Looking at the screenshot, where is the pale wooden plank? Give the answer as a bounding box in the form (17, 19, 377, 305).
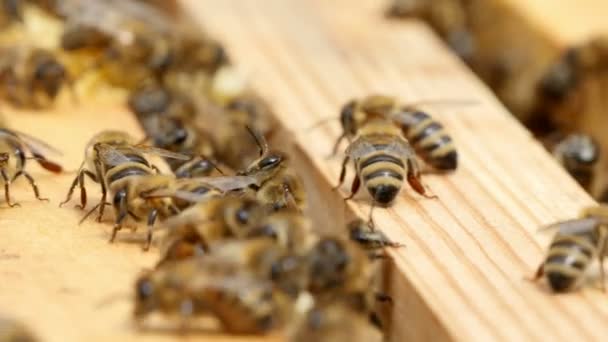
(182, 0, 607, 341)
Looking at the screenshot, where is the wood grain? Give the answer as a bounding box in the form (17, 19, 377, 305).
(0, 1, 605, 341)
(182, 0, 607, 341)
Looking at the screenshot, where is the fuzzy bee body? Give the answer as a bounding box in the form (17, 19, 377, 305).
(0, 128, 62, 207)
(337, 118, 428, 207)
(395, 109, 458, 170)
(535, 206, 608, 292)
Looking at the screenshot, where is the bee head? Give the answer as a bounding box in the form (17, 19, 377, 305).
(224, 197, 264, 237)
(307, 238, 350, 293)
(33, 56, 67, 98)
(133, 274, 157, 318)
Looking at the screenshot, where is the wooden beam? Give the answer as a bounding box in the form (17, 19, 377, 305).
(387, 0, 608, 198)
(182, 0, 607, 340)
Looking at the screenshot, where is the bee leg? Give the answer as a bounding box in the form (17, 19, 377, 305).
(151, 165, 161, 174)
(1, 169, 19, 208)
(143, 209, 159, 252)
(369, 312, 384, 330)
(530, 264, 544, 282)
(13, 170, 48, 202)
(60, 172, 80, 207)
(333, 156, 350, 190)
(94, 160, 107, 222)
(407, 159, 437, 199)
(110, 190, 128, 243)
(344, 175, 361, 202)
(327, 133, 346, 158)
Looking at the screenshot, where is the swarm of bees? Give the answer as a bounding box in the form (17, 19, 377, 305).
(0, 1, 405, 340)
(1, 1, 604, 341)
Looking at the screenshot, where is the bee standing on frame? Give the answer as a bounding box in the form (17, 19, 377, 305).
(0, 128, 62, 207)
(533, 205, 608, 292)
(334, 116, 434, 224)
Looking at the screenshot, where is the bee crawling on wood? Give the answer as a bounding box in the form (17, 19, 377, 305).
(347, 219, 404, 257)
(0, 46, 74, 109)
(0, 128, 62, 207)
(134, 241, 298, 334)
(551, 133, 599, 191)
(533, 205, 608, 292)
(238, 127, 307, 212)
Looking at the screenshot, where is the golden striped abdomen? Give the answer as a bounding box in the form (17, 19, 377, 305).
(542, 234, 596, 292)
(403, 111, 457, 170)
(358, 151, 405, 205)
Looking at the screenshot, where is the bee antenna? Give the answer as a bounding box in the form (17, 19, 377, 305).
(245, 125, 268, 156)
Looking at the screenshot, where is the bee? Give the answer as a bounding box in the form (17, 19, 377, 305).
(128, 84, 218, 176)
(61, 130, 136, 209)
(551, 134, 599, 191)
(288, 301, 382, 342)
(237, 127, 306, 211)
(86, 144, 188, 250)
(347, 219, 403, 256)
(0, 128, 62, 207)
(306, 236, 390, 329)
(134, 254, 287, 334)
(0, 46, 73, 109)
(339, 95, 458, 171)
(533, 205, 608, 292)
(158, 195, 267, 264)
(0, 315, 38, 342)
(334, 117, 434, 222)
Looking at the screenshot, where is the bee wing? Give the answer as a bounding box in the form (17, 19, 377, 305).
(192, 175, 260, 193)
(141, 187, 218, 203)
(345, 139, 377, 159)
(96, 144, 133, 166)
(390, 110, 419, 127)
(125, 145, 190, 161)
(539, 217, 599, 235)
(0, 129, 62, 156)
(57, 0, 173, 39)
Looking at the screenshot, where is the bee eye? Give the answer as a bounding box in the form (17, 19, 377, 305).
(136, 279, 153, 301)
(259, 155, 282, 170)
(235, 208, 250, 224)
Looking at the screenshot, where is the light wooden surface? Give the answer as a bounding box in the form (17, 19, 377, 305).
(0, 1, 606, 341)
(0, 103, 275, 342)
(182, 0, 607, 341)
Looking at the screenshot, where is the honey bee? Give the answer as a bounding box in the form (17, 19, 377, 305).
(128, 84, 218, 176)
(158, 195, 267, 264)
(0, 128, 62, 207)
(551, 134, 599, 191)
(87, 144, 188, 249)
(533, 205, 608, 292)
(306, 236, 390, 329)
(61, 130, 136, 210)
(338, 95, 458, 171)
(0, 46, 73, 108)
(134, 253, 289, 334)
(288, 301, 382, 342)
(347, 219, 403, 255)
(237, 127, 306, 211)
(334, 117, 433, 221)
(0, 315, 38, 342)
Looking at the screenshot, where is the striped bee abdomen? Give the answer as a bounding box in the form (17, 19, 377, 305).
(542, 235, 595, 292)
(402, 111, 457, 170)
(358, 153, 405, 205)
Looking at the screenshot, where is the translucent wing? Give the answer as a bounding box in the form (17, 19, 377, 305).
(346, 136, 414, 159)
(96, 144, 133, 166)
(130, 145, 190, 161)
(0, 128, 62, 156)
(192, 175, 260, 193)
(540, 217, 599, 235)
